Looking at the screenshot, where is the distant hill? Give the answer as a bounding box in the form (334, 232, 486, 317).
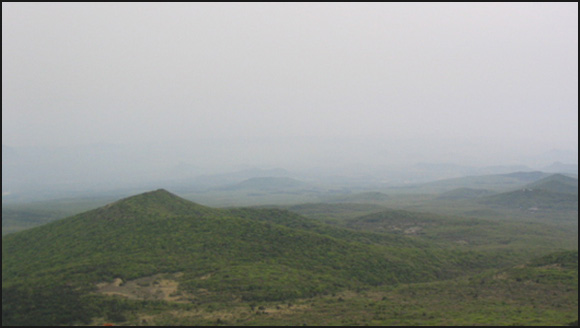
(480, 188, 578, 210)
(345, 209, 446, 233)
(286, 203, 386, 221)
(437, 188, 495, 200)
(524, 174, 578, 195)
(3, 189, 493, 326)
(477, 174, 578, 210)
(390, 171, 551, 194)
(191, 168, 293, 188)
(499, 171, 549, 181)
(324, 191, 389, 203)
(220, 177, 312, 191)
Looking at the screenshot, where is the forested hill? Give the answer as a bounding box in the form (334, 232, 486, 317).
(2, 189, 482, 289)
(2, 189, 502, 326)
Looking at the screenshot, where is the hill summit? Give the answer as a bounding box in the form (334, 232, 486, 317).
(524, 174, 578, 195)
(94, 188, 215, 221)
(480, 174, 578, 210)
(5, 189, 491, 326)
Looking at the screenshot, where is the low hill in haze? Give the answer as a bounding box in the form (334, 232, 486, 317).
(323, 191, 389, 203)
(390, 171, 550, 194)
(436, 188, 495, 200)
(480, 188, 578, 210)
(524, 174, 578, 195)
(219, 177, 313, 192)
(478, 174, 579, 210)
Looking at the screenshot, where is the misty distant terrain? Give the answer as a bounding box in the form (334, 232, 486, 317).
(2, 142, 577, 203)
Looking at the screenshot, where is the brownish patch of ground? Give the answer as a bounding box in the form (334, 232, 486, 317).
(95, 273, 194, 302)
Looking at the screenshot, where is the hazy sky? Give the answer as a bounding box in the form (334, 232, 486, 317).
(2, 3, 578, 163)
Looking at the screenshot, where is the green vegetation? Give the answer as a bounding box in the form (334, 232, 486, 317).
(2, 183, 577, 326)
(341, 208, 578, 254)
(284, 202, 386, 225)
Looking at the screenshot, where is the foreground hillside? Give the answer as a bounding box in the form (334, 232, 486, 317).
(3, 189, 577, 326)
(2, 189, 521, 326)
(132, 250, 577, 326)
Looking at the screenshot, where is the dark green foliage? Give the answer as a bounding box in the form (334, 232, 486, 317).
(2, 285, 93, 326)
(3, 189, 577, 326)
(3, 189, 488, 325)
(227, 207, 429, 247)
(529, 250, 578, 270)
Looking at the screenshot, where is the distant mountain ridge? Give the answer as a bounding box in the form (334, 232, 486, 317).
(324, 191, 389, 203)
(524, 174, 578, 195)
(479, 175, 578, 210)
(392, 171, 551, 193)
(219, 177, 312, 191)
(437, 188, 495, 200)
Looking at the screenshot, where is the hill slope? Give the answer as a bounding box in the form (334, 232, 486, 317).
(394, 171, 550, 193)
(3, 189, 497, 326)
(524, 174, 578, 195)
(436, 188, 495, 200)
(480, 188, 578, 210)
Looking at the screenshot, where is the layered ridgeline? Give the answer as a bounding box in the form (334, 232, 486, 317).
(3, 189, 506, 325)
(480, 174, 578, 210)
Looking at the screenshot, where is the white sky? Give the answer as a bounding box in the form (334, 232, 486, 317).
(2, 3, 578, 162)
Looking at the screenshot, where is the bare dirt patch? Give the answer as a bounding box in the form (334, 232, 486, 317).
(96, 273, 194, 302)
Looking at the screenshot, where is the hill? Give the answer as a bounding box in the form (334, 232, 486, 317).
(2, 189, 497, 326)
(389, 171, 550, 194)
(323, 191, 389, 203)
(220, 177, 313, 192)
(480, 188, 578, 210)
(341, 208, 577, 253)
(284, 203, 386, 224)
(524, 174, 578, 195)
(436, 188, 495, 200)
